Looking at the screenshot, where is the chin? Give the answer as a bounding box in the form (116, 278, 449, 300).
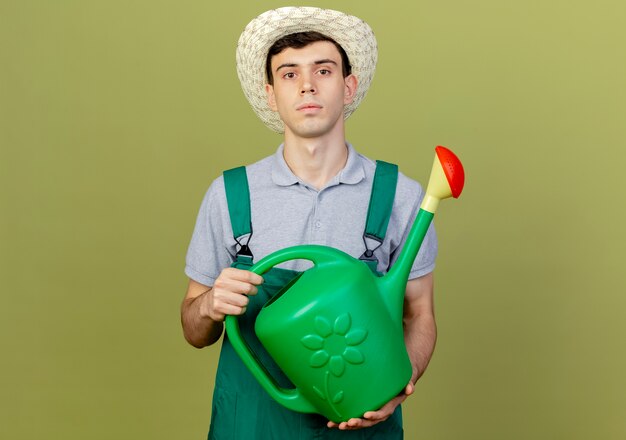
(287, 119, 341, 139)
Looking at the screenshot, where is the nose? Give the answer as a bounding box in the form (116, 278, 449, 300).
(300, 75, 316, 95)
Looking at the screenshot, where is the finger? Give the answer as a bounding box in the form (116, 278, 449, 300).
(340, 418, 378, 430)
(218, 303, 248, 316)
(337, 418, 362, 430)
(347, 418, 363, 428)
(366, 399, 403, 423)
(214, 278, 259, 296)
(224, 268, 264, 285)
(363, 407, 392, 421)
(337, 421, 351, 430)
(211, 290, 250, 308)
(363, 410, 381, 420)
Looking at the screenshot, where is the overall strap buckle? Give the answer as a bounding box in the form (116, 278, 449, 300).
(223, 166, 255, 264)
(359, 160, 398, 270)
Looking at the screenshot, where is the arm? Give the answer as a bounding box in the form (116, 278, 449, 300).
(180, 269, 264, 348)
(402, 271, 437, 384)
(328, 272, 436, 430)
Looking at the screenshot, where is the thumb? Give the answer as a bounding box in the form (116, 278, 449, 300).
(405, 382, 415, 396)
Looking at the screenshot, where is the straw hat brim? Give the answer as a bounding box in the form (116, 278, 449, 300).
(236, 7, 378, 133)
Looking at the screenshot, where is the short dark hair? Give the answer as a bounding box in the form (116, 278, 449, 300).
(265, 31, 352, 85)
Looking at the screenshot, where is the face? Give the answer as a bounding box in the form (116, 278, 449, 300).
(265, 41, 358, 139)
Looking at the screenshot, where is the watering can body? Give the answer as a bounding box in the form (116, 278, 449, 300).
(225, 244, 413, 421)
(252, 246, 412, 421)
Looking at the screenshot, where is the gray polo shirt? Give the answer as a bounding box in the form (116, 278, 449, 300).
(185, 143, 437, 287)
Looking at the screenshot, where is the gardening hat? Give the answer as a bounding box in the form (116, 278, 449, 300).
(236, 6, 378, 133)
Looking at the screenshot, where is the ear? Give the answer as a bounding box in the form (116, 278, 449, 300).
(265, 83, 278, 111)
(343, 74, 358, 105)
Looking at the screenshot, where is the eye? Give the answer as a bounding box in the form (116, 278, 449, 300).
(283, 72, 296, 79)
(318, 69, 331, 75)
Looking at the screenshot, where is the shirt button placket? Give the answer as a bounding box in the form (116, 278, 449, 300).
(312, 193, 323, 242)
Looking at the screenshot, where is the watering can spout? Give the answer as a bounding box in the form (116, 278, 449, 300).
(382, 146, 465, 303)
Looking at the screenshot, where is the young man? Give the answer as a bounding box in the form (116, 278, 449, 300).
(181, 7, 438, 439)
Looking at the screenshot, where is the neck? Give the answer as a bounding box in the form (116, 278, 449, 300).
(282, 128, 348, 190)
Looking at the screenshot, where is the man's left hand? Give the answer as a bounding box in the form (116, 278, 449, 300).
(326, 381, 415, 430)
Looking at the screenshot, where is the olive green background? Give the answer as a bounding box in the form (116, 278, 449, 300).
(1, 0, 625, 439)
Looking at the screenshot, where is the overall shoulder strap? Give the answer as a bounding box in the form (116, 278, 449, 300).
(360, 160, 398, 272)
(223, 166, 253, 265)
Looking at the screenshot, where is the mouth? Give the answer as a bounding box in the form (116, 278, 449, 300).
(297, 103, 322, 112)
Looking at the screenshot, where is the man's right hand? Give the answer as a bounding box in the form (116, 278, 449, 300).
(198, 268, 264, 322)
(181, 269, 264, 348)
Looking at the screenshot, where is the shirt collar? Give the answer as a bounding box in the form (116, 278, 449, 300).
(271, 142, 365, 187)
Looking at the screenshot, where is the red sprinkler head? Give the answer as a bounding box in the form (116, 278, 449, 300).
(435, 146, 465, 198)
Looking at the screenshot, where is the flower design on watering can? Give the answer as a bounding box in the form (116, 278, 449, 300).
(300, 313, 368, 419)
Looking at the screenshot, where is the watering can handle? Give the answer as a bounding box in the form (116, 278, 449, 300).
(224, 314, 317, 414)
(224, 245, 345, 415)
(248, 244, 350, 275)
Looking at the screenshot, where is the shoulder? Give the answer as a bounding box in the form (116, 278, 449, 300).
(396, 170, 424, 204)
(211, 153, 274, 194)
(358, 150, 424, 202)
(196, 174, 227, 214)
(352, 148, 422, 190)
(244, 153, 274, 173)
(353, 150, 424, 206)
(240, 154, 275, 189)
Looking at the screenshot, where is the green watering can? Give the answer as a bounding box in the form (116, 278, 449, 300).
(225, 146, 465, 422)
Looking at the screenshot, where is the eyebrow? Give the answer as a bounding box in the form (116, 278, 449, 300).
(275, 59, 338, 73)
